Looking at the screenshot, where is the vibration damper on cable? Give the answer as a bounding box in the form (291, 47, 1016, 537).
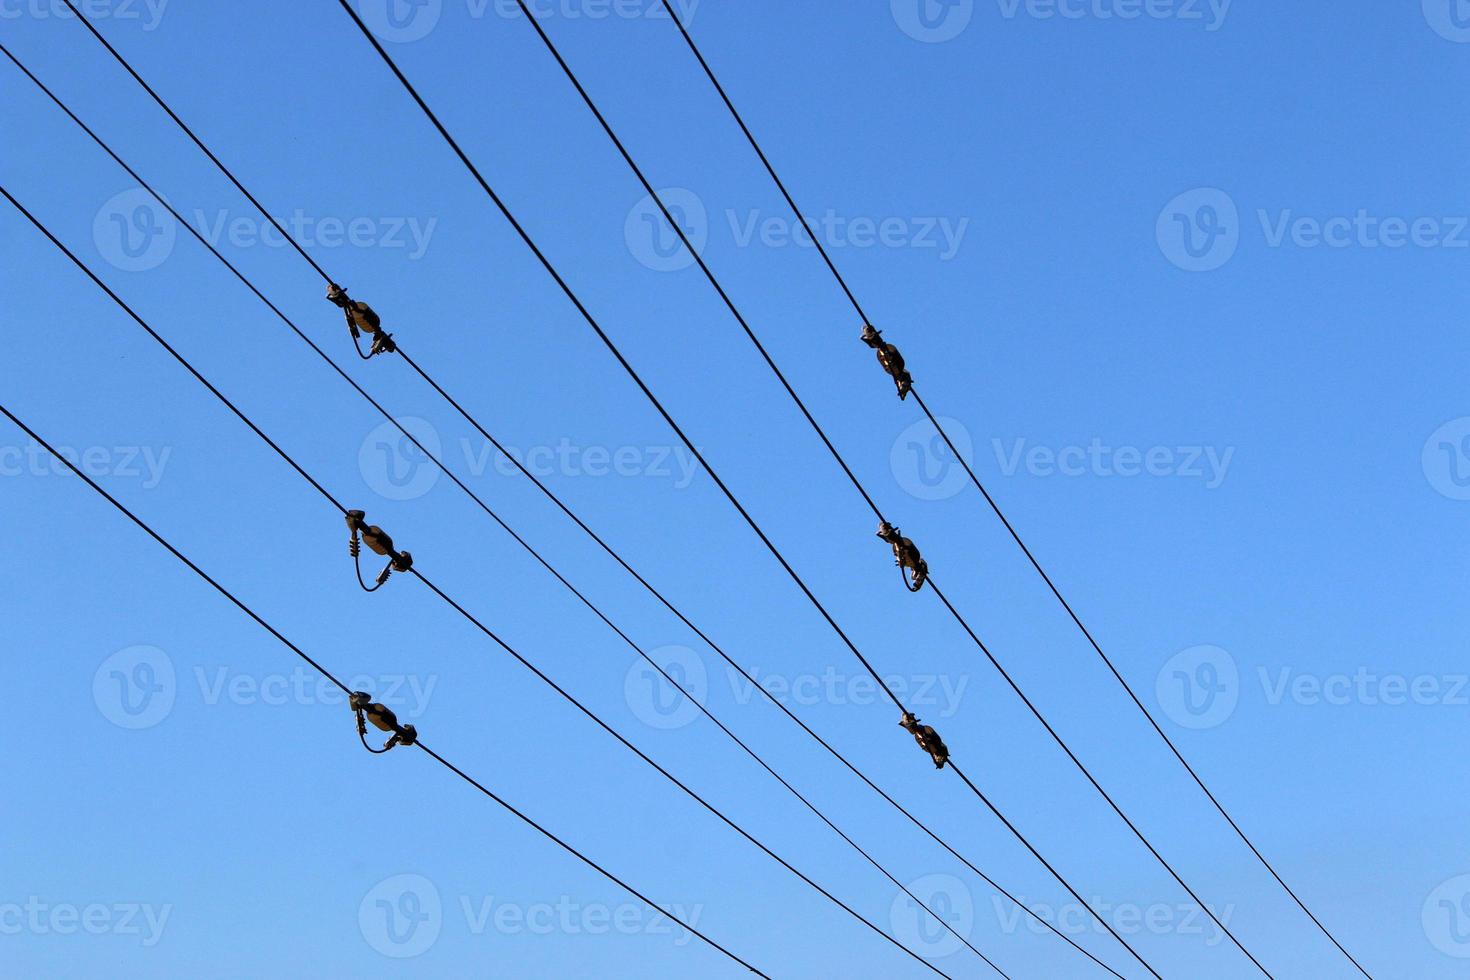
(351, 692, 418, 753)
(346, 509, 413, 591)
(876, 521, 928, 593)
(327, 283, 396, 358)
(860, 325, 912, 400)
(899, 712, 949, 770)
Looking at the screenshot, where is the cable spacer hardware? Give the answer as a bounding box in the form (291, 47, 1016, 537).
(327, 283, 396, 359)
(346, 509, 414, 592)
(351, 691, 418, 753)
(899, 711, 949, 770)
(860, 324, 912, 400)
(876, 521, 928, 593)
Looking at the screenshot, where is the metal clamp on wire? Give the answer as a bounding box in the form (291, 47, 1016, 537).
(327, 283, 396, 359)
(351, 692, 418, 753)
(860, 325, 912, 400)
(899, 711, 949, 769)
(876, 521, 928, 593)
(346, 509, 414, 592)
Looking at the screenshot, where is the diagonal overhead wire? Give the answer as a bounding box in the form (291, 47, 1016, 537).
(653, 4, 1374, 978)
(11, 32, 1129, 978)
(46, 10, 1162, 973)
(0, 401, 770, 979)
(1, 186, 955, 979)
(473, 6, 1268, 975)
(324, 8, 1166, 977)
(1, 45, 1001, 973)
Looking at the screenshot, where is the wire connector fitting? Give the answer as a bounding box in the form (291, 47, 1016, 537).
(327, 283, 396, 358)
(346, 509, 414, 591)
(876, 521, 928, 593)
(899, 712, 949, 769)
(860, 325, 912, 400)
(351, 691, 418, 753)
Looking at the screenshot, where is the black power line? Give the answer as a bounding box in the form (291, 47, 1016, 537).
(326, 8, 1169, 976)
(0, 401, 770, 980)
(13, 32, 1127, 978)
(2, 46, 1002, 974)
(655, 5, 1373, 978)
(464, 6, 1266, 976)
(44, 11, 1161, 973)
(2, 187, 954, 978)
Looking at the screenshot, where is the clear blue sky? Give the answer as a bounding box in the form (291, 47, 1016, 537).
(3, 1, 1467, 977)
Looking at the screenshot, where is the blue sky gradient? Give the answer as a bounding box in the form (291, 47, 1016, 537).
(3, 1, 1468, 977)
